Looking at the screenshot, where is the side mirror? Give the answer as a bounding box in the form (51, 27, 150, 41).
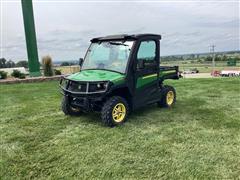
(79, 58, 84, 67)
(137, 60, 144, 69)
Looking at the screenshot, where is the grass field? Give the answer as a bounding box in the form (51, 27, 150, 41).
(162, 61, 240, 73)
(0, 78, 240, 179)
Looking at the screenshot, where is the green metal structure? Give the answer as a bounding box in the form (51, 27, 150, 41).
(21, 0, 41, 77)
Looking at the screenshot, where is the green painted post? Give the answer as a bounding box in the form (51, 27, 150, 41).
(21, 0, 41, 77)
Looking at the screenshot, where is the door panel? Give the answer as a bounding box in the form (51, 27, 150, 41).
(133, 40, 159, 108)
(136, 73, 157, 89)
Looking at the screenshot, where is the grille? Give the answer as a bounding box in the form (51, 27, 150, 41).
(89, 83, 97, 92)
(68, 81, 87, 92)
(67, 80, 108, 94)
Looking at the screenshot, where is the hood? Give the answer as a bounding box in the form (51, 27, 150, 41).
(67, 69, 125, 83)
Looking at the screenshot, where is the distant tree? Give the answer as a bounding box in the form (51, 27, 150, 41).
(190, 54, 195, 59)
(234, 55, 240, 61)
(205, 56, 212, 62)
(5, 60, 15, 68)
(16, 60, 28, 68)
(221, 55, 228, 61)
(215, 55, 221, 61)
(0, 58, 16, 68)
(0, 58, 7, 68)
(60, 62, 73, 66)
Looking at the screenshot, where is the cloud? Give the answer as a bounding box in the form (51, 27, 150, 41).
(195, 18, 240, 28)
(2, 1, 239, 61)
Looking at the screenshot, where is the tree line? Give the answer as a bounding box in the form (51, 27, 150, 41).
(161, 54, 240, 62)
(204, 55, 240, 62)
(0, 58, 28, 69)
(0, 58, 79, 69)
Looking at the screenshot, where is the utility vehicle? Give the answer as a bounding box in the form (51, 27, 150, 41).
(59, 34, 179, 126)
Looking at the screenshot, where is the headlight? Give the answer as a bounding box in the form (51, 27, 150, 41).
(96, 83, 102, 88)
(89, 82, 108, 92)
(68, 81, 87, 92)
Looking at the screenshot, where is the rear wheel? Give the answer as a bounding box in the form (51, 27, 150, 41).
(61, 96, 82, 116)
(158, 85, 176, 108)
(101, 96, 129, 127)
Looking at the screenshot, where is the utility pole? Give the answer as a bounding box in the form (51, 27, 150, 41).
(21, 0, 41, 77)
(209, 45, 216, 75)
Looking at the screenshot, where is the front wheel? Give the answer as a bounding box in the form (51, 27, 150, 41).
(61, 96, 82, 116)
(158, 85, 176, 108)
(101, 96, 129, 127)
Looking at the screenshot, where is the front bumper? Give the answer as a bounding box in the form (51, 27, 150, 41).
(59, 77, 109, 111)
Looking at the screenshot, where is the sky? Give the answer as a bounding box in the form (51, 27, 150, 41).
(1, 0, 239, 62)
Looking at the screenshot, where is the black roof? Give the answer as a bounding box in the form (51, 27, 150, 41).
(91, 34, 161, 42)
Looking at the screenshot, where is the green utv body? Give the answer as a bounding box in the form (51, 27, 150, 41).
(60, 34, 179, 127)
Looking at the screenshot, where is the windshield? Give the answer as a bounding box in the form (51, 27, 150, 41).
(82, 41, 134, 73)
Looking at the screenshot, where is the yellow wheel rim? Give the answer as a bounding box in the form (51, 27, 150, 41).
(112, 103, 126, 122)
(166, 91, 174, 105)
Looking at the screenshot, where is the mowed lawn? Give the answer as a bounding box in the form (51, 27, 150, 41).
(0, 78, 240, 179)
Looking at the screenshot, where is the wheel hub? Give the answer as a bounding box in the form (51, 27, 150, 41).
(166, 91, 174, 105)
(112, 103, 126, 122)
